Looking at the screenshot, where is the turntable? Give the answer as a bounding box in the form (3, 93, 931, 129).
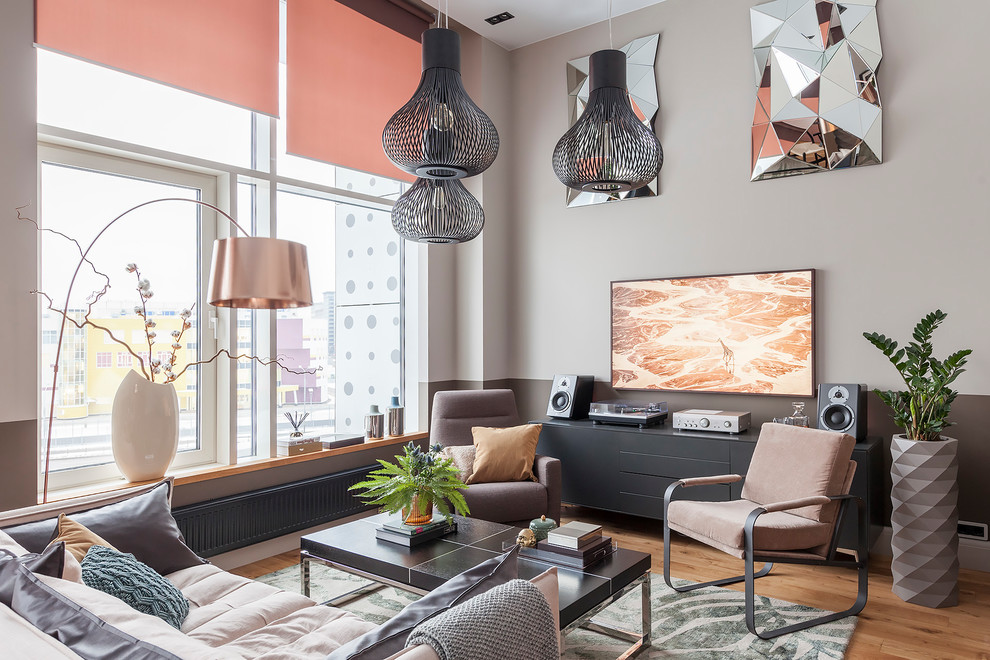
(588, 400, 668, 428)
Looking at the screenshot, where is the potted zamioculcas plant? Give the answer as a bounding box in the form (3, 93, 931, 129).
(864, 309, 972, 608)
(350, 442, 469, 525)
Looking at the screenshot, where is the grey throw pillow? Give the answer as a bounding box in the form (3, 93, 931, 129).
(3, 481, 204, 576)
(327, 546, 520, 660)
(81, 545, 190, 630)
(0, 543, 65, 580)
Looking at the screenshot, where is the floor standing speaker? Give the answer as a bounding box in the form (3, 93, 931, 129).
(817, 383, 868, 441)
(546, 375, 595, 419)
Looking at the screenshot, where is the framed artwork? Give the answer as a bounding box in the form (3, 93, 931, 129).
(611, 269, 815, 395)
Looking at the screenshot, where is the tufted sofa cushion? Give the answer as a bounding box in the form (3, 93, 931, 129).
(168, 562, 376, 657)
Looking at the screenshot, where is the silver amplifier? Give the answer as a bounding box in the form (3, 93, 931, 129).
(672, 409, 751, 433)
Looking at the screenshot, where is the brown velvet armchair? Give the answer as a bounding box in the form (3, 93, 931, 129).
(662, 423, 868, 639)
(430, 389, 561, 527)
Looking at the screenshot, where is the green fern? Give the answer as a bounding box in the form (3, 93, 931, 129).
(863, 310, 972, 441)
(349, 442, 470, 521)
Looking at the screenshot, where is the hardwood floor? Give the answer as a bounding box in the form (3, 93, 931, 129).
(232, 506, 990, 659)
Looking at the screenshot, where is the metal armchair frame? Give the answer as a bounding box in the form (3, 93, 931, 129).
(662, 476, 869, 639)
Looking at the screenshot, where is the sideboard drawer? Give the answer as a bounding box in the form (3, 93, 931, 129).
(619, 434, 730, 462)
(619, 451, 729, 479)
(620, 472, 730, 501)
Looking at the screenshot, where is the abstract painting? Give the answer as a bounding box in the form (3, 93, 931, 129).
(611, 270, 815, 395)
(751, 0, 882, 181)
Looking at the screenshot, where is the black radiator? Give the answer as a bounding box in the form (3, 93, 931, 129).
(172, 465, 376, 557)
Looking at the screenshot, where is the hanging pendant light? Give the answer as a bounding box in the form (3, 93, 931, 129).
(391, 177, 484, 244)
(383, 29, 499, 180)
(384, 1, 498, 244)
(552, 3, 662, 193)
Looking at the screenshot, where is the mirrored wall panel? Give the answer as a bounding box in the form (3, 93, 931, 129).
(565, 34, 660, 207)
(751, 0, 882, 181)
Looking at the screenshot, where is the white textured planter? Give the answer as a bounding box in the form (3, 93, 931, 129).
(890, 434, 959, 608)
(111, 370, 179, 482)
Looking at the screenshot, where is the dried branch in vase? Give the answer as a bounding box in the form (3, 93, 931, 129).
(23, 210, 319, 384)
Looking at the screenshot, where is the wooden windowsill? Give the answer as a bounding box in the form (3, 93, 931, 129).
(48, 432, 428, 502)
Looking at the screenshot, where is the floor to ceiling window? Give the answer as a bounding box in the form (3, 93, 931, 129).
(36, 4, 413, 489)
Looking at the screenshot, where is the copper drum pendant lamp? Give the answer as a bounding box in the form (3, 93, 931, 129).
(552, 2, 663, 193)
(382, 2, 498, 244)
(209, 236, 312, 308)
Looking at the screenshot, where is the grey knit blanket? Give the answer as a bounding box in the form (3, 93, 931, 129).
(405, 578, 558, 660)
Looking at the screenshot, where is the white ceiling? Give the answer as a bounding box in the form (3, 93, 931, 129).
(419, 1, 668, 51)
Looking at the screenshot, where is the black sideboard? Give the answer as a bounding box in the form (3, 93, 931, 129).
(532, 418, 883, 552)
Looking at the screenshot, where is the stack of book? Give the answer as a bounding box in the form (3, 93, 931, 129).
(375, 518, 457, 547)
(519, 521, 613, 569)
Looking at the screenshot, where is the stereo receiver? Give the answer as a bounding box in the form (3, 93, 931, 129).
(672, 409, 751, 434)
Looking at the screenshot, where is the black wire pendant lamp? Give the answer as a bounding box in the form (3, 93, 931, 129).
(383, 29, 499, 180)
(552, 2, 662, 193)
(383, 2, 498, 244)
(390, 178, 484, 244)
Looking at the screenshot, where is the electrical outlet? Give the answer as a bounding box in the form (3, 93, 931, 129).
(958, 521, 989, 541)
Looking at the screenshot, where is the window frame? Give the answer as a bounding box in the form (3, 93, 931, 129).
(38, 143, 222, 490)
(37, 101, 409, 493)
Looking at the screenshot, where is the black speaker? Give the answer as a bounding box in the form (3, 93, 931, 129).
(546, 375, 595, 419)
(817, 383, 868, 440)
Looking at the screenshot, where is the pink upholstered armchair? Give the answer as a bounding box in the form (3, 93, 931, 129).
(662, 423, 868, 639)
(430, 389, 562, 527)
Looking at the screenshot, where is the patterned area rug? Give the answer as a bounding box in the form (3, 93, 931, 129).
(256, 563, 856, 658)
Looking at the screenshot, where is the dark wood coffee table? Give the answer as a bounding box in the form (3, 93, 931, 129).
(300, 513, 652, 658)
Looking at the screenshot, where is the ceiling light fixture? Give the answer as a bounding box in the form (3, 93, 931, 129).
(552, 0, 663, 193)
(485, 12, 515, 26)
(383, 0, 498, 244)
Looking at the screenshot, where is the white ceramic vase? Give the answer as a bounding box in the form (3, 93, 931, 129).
(111, 369, 179, 482)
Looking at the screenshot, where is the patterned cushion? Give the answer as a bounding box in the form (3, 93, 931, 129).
(81, 545, 189, 629)
(441, 445, 476, 482)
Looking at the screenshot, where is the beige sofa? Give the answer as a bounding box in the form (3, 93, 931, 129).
(0, 480, 558, 660)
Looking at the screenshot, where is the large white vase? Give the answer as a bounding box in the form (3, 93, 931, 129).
(111, 370, 179, 482)
(889, 434, 959, 608)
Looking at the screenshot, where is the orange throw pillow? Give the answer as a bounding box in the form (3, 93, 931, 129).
(467, 424, 542, 484)
(51, 513, 117, 564)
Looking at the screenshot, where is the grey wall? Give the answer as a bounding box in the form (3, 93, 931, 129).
(495, 0, 990, 531)
(506, 0, 989, 393)
(0, 0, 38, 510)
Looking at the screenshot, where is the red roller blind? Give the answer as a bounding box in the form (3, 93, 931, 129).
(287, 0, 423, 181)
(36, 0, 279, 117)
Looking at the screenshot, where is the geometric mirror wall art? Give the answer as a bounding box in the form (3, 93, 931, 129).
(565, 34, 660, 206)
(751, 0, 882, 181)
